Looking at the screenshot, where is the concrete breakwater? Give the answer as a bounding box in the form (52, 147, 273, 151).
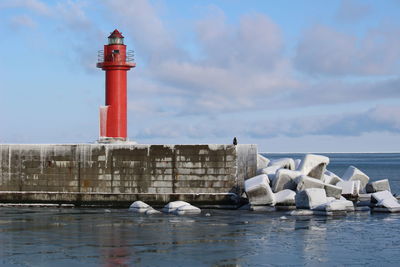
(0, 144, 257, 207)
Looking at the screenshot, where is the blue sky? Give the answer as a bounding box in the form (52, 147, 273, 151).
(0, 0, 399, 152)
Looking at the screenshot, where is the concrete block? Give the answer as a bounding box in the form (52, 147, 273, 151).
(256, 165, 281, 182)
(295, 175, 325, 191)
(257, 154, 270, 169)
(366, 179, 391, 193)
(336, 180, 360, 197)
(342, 166, 370, 190)
(275, 189, 296, 206)
(298, 154, 329, 180)
(324, 183, 342, 199)
(272, 169, 301, 192)
(371, 190, 400, 212)
(244, 174, 275, 206)
(314, 199, 354, 212)
(324, 170, 343, 185)
(294, 159, 301, 170)
(295, 188, 327, 209)
(268, 158, 295, 170)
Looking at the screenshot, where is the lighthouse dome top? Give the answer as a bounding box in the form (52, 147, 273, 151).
(108, 29, 124, 45)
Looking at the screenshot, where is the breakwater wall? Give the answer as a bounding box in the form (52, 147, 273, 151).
(0, 144, 257, 207)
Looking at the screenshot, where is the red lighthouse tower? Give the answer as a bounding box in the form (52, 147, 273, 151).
(97, 29, 135, 141)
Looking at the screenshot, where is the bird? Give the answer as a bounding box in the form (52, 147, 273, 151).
(233, 137, 238, 145)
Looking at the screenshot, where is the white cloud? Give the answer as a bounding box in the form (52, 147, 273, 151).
(294, 24, 400, 76)
(10, 14, 36, 28)
(336, 0, 372, 23)
(0, 0, 50, 15)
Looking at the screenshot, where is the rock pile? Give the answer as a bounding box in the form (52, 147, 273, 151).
(244, 153, 399, 214)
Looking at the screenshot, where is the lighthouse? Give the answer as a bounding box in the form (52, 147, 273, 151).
(97, 29, 135, 142)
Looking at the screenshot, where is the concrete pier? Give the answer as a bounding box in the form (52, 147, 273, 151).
(0, 144, 257, 207)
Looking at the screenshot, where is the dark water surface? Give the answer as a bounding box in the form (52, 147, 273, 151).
(1, 153, 400, 266)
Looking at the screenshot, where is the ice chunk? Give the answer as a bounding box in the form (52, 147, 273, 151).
(268, 158, 295, 170)
(162, 201, 191, 213)
(275, 189, 296, 206)
(295, 175, 325, 191)
(174, 204, 201, 215)
(324, 170, 343, 185)
(245, 174, 270, 190)
(298, 154, 329, 180)
(288, 209, 314, 216)
(257, 154, 270, 169)
(324, 183, 342, 199)
(336, 180, 360, 197)
(314, 199, 354, 212)
(145, 208, 162, 215)
(256, 165, 281, 182)
(295, 188, 327, 209)
(366, 179, 391, 193)
(272, 169, 301, 192)
(245, 174, 275, 205)
(129, 201, 151, 213)
(342, 166, 370, 190)
(371, 190, 400, 213)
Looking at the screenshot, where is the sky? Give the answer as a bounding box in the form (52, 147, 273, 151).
(0, 0, 399, 152)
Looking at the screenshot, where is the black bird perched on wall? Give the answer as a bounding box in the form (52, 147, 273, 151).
(233, 137, 238, 145)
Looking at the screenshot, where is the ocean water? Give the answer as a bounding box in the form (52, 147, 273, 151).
(0, 153, 399, 266)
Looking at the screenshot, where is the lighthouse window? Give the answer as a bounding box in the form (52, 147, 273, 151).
(112, 50, 120, 54)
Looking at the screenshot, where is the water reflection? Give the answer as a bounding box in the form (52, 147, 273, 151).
(1, 208, 400, 266)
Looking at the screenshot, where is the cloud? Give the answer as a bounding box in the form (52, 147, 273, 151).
(336, 0, 372, 23)
(294, 24, 400, 76)
(0, 0, 50, 15)
(10, 14, 36, 29)
(103, 0, 182, 62)
(134, 105, 400, 141)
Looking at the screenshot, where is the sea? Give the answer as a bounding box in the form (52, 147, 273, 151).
(0, 153, 399, 266)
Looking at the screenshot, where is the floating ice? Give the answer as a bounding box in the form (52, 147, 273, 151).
(162, 201, 192, 213)
(174, 204, 201, 215)
(129, 201, 151, 213)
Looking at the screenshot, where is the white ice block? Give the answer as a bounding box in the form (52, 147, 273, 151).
(245, 174, 275, 205)
(295, 188, 327, 209)
(298, 154, 329, 180)
(268, 158, 295, 170)
(342, 166, 370, 190)
(272, 169, 301, 192)
(257, 154, 270, 170)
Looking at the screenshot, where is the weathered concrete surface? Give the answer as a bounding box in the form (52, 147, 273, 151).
(0, 144, 257, 207)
